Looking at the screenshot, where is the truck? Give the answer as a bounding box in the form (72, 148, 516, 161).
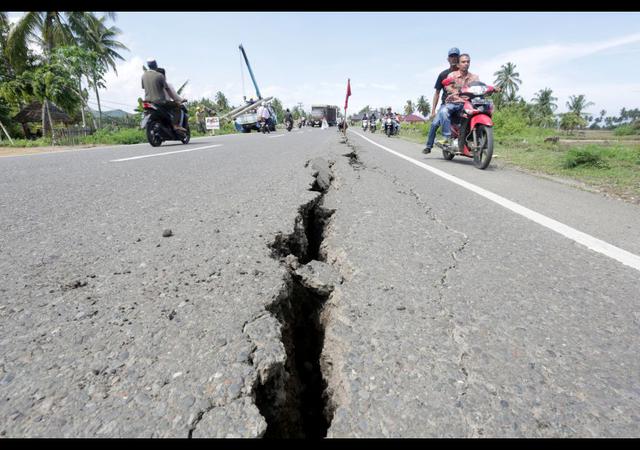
(309, 105, 338, 127)
(229, 44, 277, 133)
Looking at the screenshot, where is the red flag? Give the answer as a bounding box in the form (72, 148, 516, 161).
(344, 78, 352, 110)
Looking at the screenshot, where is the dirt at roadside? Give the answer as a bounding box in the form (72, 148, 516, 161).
(0, 144, 106, 158)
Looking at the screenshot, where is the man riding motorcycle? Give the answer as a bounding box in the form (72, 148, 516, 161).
(384, 107, 400, 135)
(437, 53, 479, 149)
(141, 59, 186, 133)
(284, 109, 294, 131)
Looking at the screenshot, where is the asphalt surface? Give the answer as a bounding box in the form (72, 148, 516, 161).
(1, 126, 639, 437)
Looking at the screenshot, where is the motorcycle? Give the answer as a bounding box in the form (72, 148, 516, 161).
(259, 117, 271, 134)
(141, 100, 190, 147)
(434, 80, 496, 169)
(285, 119, 293, 132)
(384, 117, 398, 137)
(362, 119, 369, 132)
(369, 118, 377, 133)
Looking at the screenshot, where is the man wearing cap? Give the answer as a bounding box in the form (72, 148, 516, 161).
(422, 47, 460, 154)
(141, 59, 166, 104)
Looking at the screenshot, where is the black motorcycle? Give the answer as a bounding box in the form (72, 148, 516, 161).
(141, 100, 190, 147)
(285, 119, 293, 132)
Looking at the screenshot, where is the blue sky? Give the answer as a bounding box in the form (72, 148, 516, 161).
(8, 12, 640, 117)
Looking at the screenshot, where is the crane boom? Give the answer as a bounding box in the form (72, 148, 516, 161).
(239, 44, 262, 100)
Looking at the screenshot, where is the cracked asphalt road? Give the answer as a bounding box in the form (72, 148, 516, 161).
(1, 127, 639, 437)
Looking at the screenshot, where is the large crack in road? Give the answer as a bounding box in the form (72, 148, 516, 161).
(250, 159, 337, 438)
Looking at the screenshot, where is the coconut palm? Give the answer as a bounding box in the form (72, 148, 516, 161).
(404, 100, 415, 116)
(6, 12, 78, 68)
(566, 94, 594, 118)
(493, 62, 522, 105)
(5, 12, 106, 131)
(532, 88, 557, 116)
(416, 95, 430, 117)
(80, 14, 128, 128)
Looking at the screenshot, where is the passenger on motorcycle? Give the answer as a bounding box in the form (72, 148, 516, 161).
(156, 68, 187, 132)
(257, 104, 271, 133)
(437, 53, 479, 148)
(423, 47, 460, 154)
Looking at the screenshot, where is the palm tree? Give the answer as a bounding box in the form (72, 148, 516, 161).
(416, 95, 430, 117)
(6, 12, 78, 69)
(493, 62, 522, 105)
(566, 94, 594, 118)
(532, 88, 557, 115)
(80, 14, 128, 128)
(404, 100, 415, 116)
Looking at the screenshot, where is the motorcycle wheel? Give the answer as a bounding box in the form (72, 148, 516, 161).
(473, 125, 494, 169)
(146, 122, 163, 147)
(181, 126, 191, 144)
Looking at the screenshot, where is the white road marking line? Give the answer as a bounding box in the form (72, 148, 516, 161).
(110, 144, 223, 162)
(349, 130, 640, 273)
(268, 134, 285, 138)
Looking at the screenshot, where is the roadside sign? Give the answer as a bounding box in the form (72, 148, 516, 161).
(205, 117, 220, 130)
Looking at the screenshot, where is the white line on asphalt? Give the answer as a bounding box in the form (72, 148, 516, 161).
(268, 134, 285, 138)
(110, 144, 223, 162)
(349, 130, 640, 273)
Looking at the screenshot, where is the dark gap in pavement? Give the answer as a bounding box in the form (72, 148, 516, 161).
(259, 167, 335, 438)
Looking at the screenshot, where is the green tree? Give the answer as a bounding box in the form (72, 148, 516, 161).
(560, 112, 587, 134)
(531, 88, 557, 127)
(566, 94, 594, 118)
(52, 45, 100, 128)
(416, 95, 430, 117)
(215, 91, 230, 112)
(80, 14, 128, 128)
(493, 62, 522, 106)
(270, 97, 284, 123)
(404, 100, 415, 115)
(0, 57, 78, 138)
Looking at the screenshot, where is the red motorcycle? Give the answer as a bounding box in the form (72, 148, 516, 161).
(435, 80, 496, 169)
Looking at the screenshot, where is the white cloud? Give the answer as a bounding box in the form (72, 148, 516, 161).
(89, 56, 146, 112)
(414, 32, 640, 115)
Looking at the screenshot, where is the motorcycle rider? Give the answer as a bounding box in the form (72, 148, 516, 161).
(257, 103, 271, 133)
(141, 59, 168, 113)
(384, 108, 400, 135)
(284, 108, 294, 129)
(362, 112, 369, 130)
(141, 60, 186, 133)
(423, 47, 460, 154)
(437, 53, 479, 148)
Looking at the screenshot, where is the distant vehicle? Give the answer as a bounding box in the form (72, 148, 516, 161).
(310, 105, 338, 127)
(231, 44, 277, 133)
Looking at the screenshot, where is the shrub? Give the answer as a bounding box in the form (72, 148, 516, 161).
(562, 147, 610, 169)
(493, 105, 528, 137)
(613, 124, 640, 136)
(4, 137, 52, 147)
(83, 128, 146, 145)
